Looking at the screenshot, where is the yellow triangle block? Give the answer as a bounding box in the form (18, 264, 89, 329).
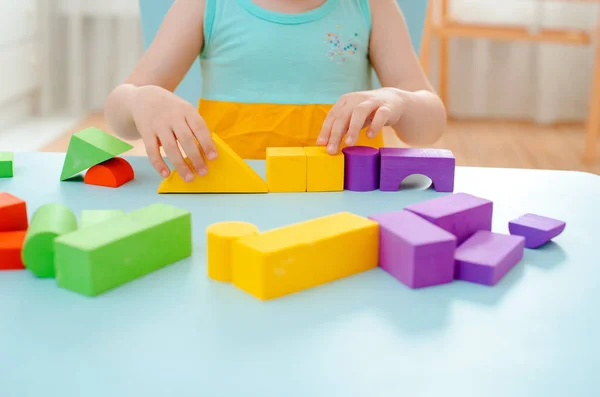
(157, 134, 268, 193)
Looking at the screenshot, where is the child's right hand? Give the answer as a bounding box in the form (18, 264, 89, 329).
(131, 85, 218, 182)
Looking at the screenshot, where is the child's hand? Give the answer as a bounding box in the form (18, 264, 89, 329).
(317, 88, 405, 154)
(131, 85, 217, 182)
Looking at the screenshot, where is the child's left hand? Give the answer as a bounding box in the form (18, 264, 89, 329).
(317, 87, 405, 154)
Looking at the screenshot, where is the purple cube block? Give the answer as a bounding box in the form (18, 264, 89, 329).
(368, 210, 457, 289)
(342, 146, 380, 192)
(405, 192, 493, 245)
(379, 148, 455, 192)
(455, 231, 525, 286)
(509, 213, 566, 248)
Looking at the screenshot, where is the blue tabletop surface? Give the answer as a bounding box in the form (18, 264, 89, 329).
(1, 152, 599, 397)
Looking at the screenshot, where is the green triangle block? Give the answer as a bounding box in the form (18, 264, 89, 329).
(60, 127, 133, 181)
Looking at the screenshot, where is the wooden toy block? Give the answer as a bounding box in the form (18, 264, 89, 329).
(80, 210, 125, 228)
(84, 157, 134, 188)
(206, 221, 259, 282)
(509, 213, 566, 249)
(0, 152, 14, 178)
(266, 147, 306, 192)
(60, 127, 133, 181)
(0, 231, 27, 270)
(368, 210, 457, 289)
(455, 231, 525, 286)
(303, 146, 344, 192)
(379, 148, 455, 192)
(342, 146, 380, 192)
(54, 203, 192, 297)
(22, 203, 78, 278)
(0, 193, 28, 232)
(158, 134, 268, 193)
(231, 212, 378, 300)
(405, 192, 493, 245)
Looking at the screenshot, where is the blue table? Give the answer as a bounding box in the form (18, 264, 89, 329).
(1, 152, 599, 397)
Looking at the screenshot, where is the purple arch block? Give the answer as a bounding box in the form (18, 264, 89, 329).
(342, 146, 380, 192)
(509, 213, 566, 248)
(379, 148, 455, 192)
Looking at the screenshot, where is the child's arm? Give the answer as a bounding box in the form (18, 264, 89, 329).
(318, 0, 446, 154)
(105, 0, 216, 181)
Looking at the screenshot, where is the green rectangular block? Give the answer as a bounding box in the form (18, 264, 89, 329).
(55, 203, 192, 296)
(80, 210, 125, 228)
(0, 152, 14, 178)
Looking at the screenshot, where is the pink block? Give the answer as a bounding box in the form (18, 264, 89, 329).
(405, 192, 493, 245)
(368, 210, 457, 289)
(379, 148, 455, 192)
(509, 213, 566, 248)
(455, 231, 525, 286)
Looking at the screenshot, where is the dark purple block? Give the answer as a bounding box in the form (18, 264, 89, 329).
(379, 148, 455, 192)
(342, 146, 380, 192)
(405, 192, 493, 245)
(368, 210, 457, 289)
(455, 231, 525, 286)
(508, 213, 566, 249)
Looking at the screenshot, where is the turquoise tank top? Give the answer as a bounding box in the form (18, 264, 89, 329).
(200, 0, 374, 104)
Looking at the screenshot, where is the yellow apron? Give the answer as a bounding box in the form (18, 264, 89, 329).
(199, 99, 385, 160)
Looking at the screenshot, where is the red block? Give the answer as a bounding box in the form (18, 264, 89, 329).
(0, 192, 28, 232)
(0, 231, 27, 270)
(84, 157, 134, 188)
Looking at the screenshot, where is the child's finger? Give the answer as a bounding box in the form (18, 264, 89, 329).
(186, 113, 218, 161)
(173, 121, 207, 176)
(143, 134, 170, 178)
(327, 111, 352, 154)
(367, 106, 392, 138)
(317, 102, 343, 145)
(345, 101, 378, 145)
(159, 130, 194, 183)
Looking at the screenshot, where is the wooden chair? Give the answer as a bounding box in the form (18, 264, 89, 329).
(420, 0, 600, 163)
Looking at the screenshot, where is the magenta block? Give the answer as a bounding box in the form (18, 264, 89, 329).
(405, 192, 493, 245)
(379, 148, 455, 192)
(368, 210, 457, 289)
(342, 146, 380, 192)
(509, 213, 566, 249)
(455, 231, 525, 286)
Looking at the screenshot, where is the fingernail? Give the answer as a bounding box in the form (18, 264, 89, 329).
(184, 173, 194, 183)
(197, 167, 208, 176)
(327, 144, 336, 153)
(160, 169, 169, 178)
(207, 151, 217, 161)
(345, 136, 354, 145)
(367, 129, 374, 138)
(317, 136, 326, 145)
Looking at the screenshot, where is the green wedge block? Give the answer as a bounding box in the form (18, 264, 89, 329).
(54, 203, 192, 297)
(60, 127, 133, 181)
(0, 152, 14, 178)
(22, 203, 78, 278)
(80, 210, 125, 228)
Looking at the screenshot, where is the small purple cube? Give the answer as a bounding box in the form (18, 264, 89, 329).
(509, 213, 566, 249)
(455, 231, 525, 286)
(368, 210, 457, 289)
(379, 148, 455, 192)
(405, 192, 493, 245)
(342, 146, 380, 192)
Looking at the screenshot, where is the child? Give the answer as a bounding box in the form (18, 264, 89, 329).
(105, 0, 446, 183)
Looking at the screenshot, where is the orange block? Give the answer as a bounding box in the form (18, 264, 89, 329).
(0, 192, 28, 232)
(84, 157, 134, 188)
(0, 231, 27, 270)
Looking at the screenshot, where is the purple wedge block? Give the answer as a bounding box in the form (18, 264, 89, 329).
(455, 231, 525, 286)
(509, 213, 566, 248)
(368, 210, 457, 289)
(379, 148, 455, 192)
(342, 146, 380, 192)
(405, 192, 493, 245)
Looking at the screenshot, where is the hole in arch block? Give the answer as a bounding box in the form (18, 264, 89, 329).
(379, 148, 455, 193)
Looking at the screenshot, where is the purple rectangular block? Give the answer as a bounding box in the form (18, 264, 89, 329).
(368, 210, 457, 289)
(379, 148, 455, 192)
(509, 213, 566, 249)
(405, 192, 493, 245)
(455, 231, 525, 286)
